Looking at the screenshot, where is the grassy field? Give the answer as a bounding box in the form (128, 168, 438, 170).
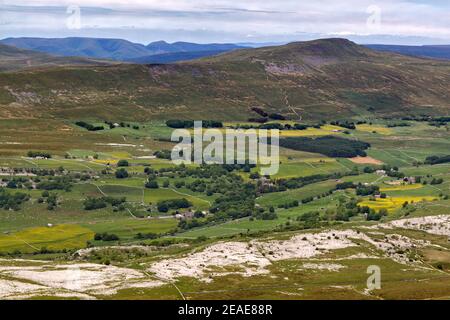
(0, 224, 94, 253)
(359, 196, 439, 212)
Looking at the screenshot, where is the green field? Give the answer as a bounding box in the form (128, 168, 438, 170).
(0, 224, 94, 253)
(0, 118, 449, 300)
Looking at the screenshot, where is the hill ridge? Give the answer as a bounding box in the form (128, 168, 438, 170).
(0, 38, 449, 121)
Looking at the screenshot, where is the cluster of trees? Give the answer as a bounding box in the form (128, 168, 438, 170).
(428, 117, 450, 127)
(251, 107, 268, 118)
(279, 136, 370, 158)
(27, 151, 51, 158)
(258, 123, 310, 131)
(1, 172, 87, 192)
(134, 232, 158, 240)
(400, 116, 449, 127)
(386, 122, 410, 128)
(156, 198, 192, 213)
(278, 200, 299, 209)
(330, 120, 356, 130)
(343, 201, 387, 221)
(0, 188, 30, 211)
(75, 121, 104, 131)
(2, 177, 32, 190)
(253, 206, 278, 220)
(153, 150, 172, 160)
(150, 165, 259, 226)
(104, 121, 140, 130)
(249, 107, 287, 122)
(155, 163, 251, 180)
(37, 176, 73, 191)
(166, 120, 223, 128)
(38, 191, 59, 210)
(233, 122, 313, 131)
(336, 182, 381, 196)
(210, 181, 256, 220)
(94, 233, 120, 241)
(365, 208, 388, 221)
(83, 196, 126, 211)
(269, 171, 358, 193)
(430, 178, 444, 185)
(15, 168, 60, 176)
(425, 155, 450, 165)
(297, 197, 388, 224)
(335, 181, 356, 190)
(356, 185, 380, 196)
(297, 211, 322, 229)
(365, 164, 405, 179)
(178, 218, 207, 230)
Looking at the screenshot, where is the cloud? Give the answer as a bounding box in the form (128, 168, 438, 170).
(0, 0, 449, 44)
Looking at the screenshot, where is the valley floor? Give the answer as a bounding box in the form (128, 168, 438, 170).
(0, 118, 449, 299)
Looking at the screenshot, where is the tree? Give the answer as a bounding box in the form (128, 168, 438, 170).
(6, 180, 17, 189)
(115, 168, 129, 179)
(144, 167, 154, 174)
(117, 160, 129, 167)
(157, 202, 169, 213)
(145, 180, 159, 189)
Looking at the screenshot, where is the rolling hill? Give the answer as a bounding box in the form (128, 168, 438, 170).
(0, 37, 152, 61)
(0, 37, 245, 62)
(0, 43, 111, 72)
(0, 38, 449, 121)
(366, 44, 450, 60)
(127, 50, 234, 64)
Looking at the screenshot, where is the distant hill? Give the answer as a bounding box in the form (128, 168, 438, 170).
(1, 38, 449, 121)
(153, 42, 245, 53)
(0, 44, 111, 72)
(127, 50, 233, 64)
(0, 37, 246, 62)
(366, 44, 450, 60)
(0, 37, 151, 61)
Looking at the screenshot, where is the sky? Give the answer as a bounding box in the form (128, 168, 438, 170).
(0, 0, 449, 45)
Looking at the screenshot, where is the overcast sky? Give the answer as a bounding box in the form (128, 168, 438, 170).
(1, 0, 449, 44)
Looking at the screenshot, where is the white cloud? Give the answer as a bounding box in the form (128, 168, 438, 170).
(1, 0, 449, 43)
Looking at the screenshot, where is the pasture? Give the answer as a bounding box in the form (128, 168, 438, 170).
(0, 224, 93, 253)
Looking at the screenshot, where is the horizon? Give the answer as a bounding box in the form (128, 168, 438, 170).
(1, 36, 449, 47)
(1, 1, 450, 46)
